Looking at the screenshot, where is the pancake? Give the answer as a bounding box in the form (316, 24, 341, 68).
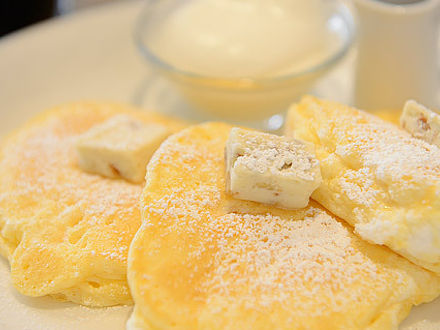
(128, 122, 440, 329)
(285, 96, 440, 274)
(0, 102, 185, 306)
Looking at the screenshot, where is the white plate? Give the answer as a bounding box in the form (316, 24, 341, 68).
(0, 1, 439, 329)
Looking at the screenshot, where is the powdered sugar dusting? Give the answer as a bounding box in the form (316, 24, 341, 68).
(139, 123, 412, 318)
(0, 108, 145, 301)
(203, 209, 384, 314)
(146, 183, 388, 315)
(287, 98, 440, 271)
(331, 112, 440, 205)
(230, 128, 319, 181)
(338, 168, 382, 207)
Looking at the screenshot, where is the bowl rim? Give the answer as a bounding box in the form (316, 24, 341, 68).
(134, 0, 355, 85)
(353, 0, 440, 15)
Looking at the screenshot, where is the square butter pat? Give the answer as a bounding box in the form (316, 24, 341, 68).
(76, 115, 170, 183)
(225, 127, 322, 209)
(400, 100, 440, 148)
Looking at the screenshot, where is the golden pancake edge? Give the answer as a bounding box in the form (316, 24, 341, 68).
(0, 102, 185, 306)
(128, 122, 440, 330)
(285, 96, 440, 274)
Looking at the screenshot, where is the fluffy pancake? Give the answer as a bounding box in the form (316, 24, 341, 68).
(285, 96, 440, 274)
(128, 122, 440, 329)
(0, 102, 185, 306)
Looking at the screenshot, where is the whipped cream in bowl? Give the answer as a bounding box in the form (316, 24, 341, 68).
(135, 0, 354, 127)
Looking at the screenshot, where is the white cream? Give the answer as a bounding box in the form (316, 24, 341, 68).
(147, 0, 336, 78)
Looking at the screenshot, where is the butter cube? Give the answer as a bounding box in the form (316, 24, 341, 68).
(76, 115, 170, 183)
(225, 127, 322, 209)
(401, 100, 440, 147)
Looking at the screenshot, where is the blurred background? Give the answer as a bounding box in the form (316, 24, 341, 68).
(0, 0, 437, 128)
(0, 0, 118, 37)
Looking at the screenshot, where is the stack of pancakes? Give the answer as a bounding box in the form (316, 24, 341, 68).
(1, 98, 440, 329)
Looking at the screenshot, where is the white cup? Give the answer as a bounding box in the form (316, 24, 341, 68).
(354, 0, 440, 110)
